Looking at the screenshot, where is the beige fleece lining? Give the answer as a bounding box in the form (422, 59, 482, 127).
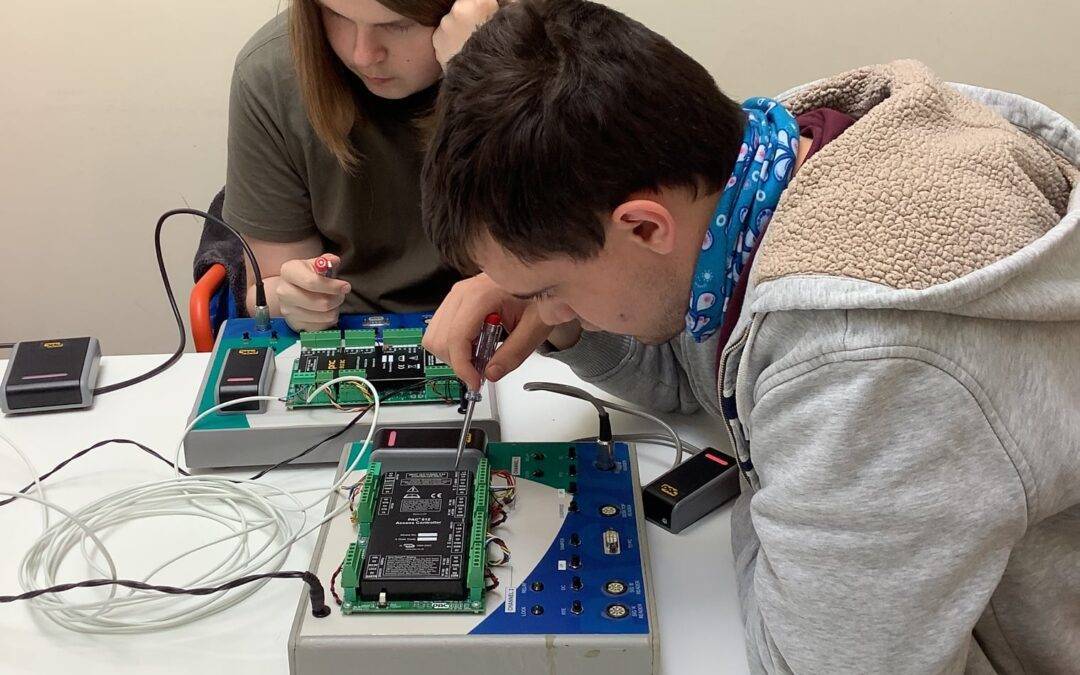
(754, 60, 1077, 290)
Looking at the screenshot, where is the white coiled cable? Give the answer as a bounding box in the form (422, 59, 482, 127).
(0, 375, 377, 633)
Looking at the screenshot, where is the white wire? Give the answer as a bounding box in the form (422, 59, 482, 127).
(0, 375, 379, 633)
(0, 429, 49, 530)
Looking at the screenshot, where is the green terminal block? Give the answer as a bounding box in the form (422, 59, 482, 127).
(467, 458, 491, 604)
(290, 364, 316, 385)
(310, 367, 335, 406)
(343, 329, 377, 348)
(336, 369, 369, 405)
(341, 542, 362, 592)
(381, 328, 424, 346)
(424, 363, 455, 378)
(356, 461, 381, 538)
(301, 330, 342, 350)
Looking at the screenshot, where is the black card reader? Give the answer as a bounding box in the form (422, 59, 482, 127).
(642, 447, 740, 533)
(215, 347, 275, 413)
(1, 338, 101, 415)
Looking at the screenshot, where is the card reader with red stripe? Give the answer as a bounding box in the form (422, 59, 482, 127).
(215, 347, 275, 413)
(641, 447, 740, 533)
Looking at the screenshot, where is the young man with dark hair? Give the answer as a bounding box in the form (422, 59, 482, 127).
(421, 0, 1080, 671)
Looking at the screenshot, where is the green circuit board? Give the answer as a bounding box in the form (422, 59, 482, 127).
(285, 328, 462, 409)
(340, 459, 491, 614)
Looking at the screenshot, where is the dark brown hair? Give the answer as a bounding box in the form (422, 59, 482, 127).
(422, 0, 746, 272)
(290, 0, 453, 169)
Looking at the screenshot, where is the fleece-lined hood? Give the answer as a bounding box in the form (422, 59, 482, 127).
(749, 60, 1080, 323)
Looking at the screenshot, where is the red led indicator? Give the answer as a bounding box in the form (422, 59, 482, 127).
(704, 453, 729, 467)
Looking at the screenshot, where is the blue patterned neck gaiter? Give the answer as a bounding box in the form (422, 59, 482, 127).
(685, 97, 799, 342)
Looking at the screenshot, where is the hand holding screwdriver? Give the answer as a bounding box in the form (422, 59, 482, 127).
(454, 313, 503, 468)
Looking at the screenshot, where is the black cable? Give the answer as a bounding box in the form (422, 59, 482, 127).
(92, 208, 266, 396)
(0, 343, 13, 349)
(0, 439, 188, 508)
(0, 378, 460, 505)
(0, 571, 331, 618)
(330, 563, 344, 606)
(247, 377, 451, 481)
(247, 408, 370, 481)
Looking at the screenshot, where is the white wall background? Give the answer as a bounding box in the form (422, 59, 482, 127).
(2, 0, 1077, 355)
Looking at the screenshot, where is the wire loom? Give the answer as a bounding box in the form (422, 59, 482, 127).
(0, 376, 380, 633)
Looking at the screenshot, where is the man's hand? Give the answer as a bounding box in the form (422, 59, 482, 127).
(432, 0, 502, 70)
(275, 254, 351, 332)
(423, 273, 571, 390)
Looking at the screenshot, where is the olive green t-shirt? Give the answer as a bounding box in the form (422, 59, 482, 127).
(223, 13, 459, 314)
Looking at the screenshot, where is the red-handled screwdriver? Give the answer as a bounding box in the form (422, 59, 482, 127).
(313, 255, 336, 279)
(454, 313, 503, 468)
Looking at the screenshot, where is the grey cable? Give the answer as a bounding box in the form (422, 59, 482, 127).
(524, 382, 686, 468)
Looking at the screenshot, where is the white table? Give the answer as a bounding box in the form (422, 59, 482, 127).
(0, 353, 749, 674)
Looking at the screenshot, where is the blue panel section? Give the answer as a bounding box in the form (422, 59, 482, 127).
(472, 443, 649, 635)
(339, 312, 434, 330)
(218, 316, 291, 341)
(217, 311, 435, 342)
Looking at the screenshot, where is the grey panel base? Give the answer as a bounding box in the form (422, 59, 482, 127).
(184, 331, 500, 470)
(292, 636, 656, 675)
(183, 417, 502, 471)
(288, 445, 661, 675)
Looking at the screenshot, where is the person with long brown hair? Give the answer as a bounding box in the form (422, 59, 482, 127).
(223, 0, 498, 331)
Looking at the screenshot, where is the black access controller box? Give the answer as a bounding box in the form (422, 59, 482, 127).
(360, 468, 474, 601)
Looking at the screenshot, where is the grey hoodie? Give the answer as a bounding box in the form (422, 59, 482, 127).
(546, 62, 1080, 674)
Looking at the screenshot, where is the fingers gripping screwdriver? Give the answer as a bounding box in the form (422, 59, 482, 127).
(454, 313, 503, 468)
(313, 255, 336, 278)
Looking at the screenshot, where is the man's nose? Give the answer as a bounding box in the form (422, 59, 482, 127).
(536, 298, 577, 326)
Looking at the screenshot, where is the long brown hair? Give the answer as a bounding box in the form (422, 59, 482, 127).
(290, 0, 452, 170)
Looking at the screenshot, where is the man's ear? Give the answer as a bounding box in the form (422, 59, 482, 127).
(610, 199, 677, 255)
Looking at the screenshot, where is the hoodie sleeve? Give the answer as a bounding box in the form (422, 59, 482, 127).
(733, 354, 1028, 674)
(540, 331, 701, 415)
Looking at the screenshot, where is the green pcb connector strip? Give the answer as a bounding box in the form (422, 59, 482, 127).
(466, 458, 491, 606)
(341, 541, 362, 591)
(300, 329, 342, 349)
(355, 461, 381, 538)
(381, 328, 423, 346)
(343, 329, 376, 348)
(341, 458, 490, 615)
